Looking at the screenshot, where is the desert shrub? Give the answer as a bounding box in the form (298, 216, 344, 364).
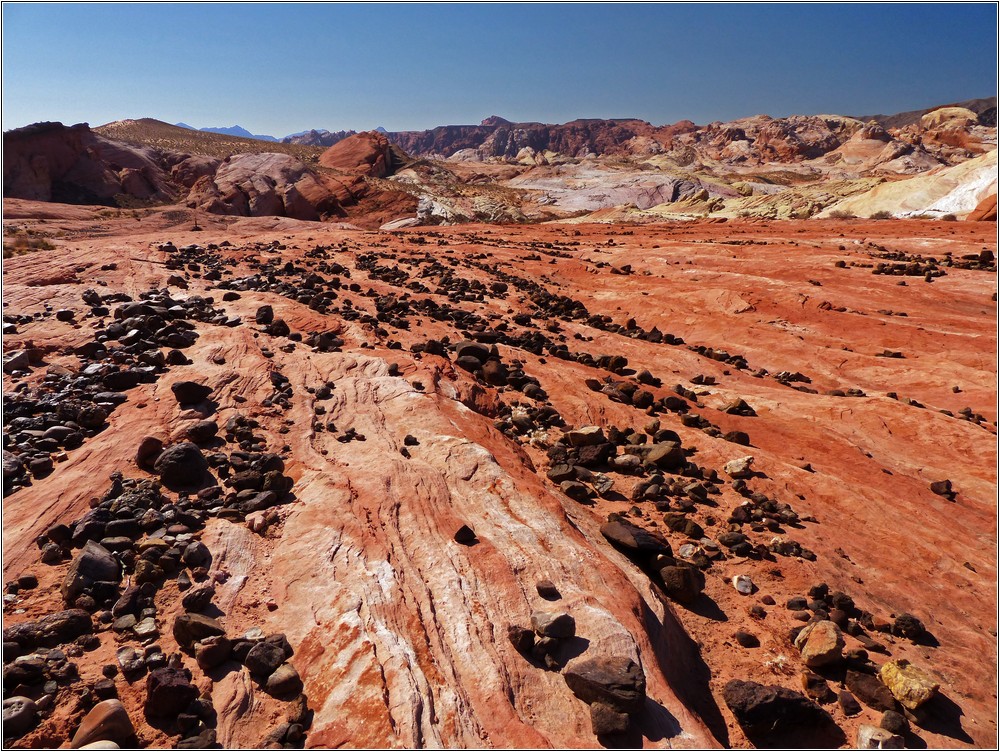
(2, 232, 55, 259)
(869, 210, 893, 220)
(941, 213, 958, 221)
(829, 210, 856, 219)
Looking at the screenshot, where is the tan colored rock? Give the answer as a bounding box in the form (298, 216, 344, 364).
(724, 456, 754, 478)
(879, 659, 940, 710)
(794, 620, 845, 668)
(856, 723, 904, 749)
(70, 699, 134, 748)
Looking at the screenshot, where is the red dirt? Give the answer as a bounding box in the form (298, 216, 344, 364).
(2, 202, 996, 749)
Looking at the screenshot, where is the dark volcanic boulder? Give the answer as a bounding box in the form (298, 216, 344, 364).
(845, 670, 899, 712)
(3, 609, 93, 651)
(170, 381, 213, 405)
(722, 679, 829, 734)
(172, 613, 225, 651)
(62, 541, 120, 604)
(659, 565, 705, 604)
(600, 518, 671, 557)
(564, 656, 647, 714)
(145, 667, 197, 718)
(153, 442, 208, 488)
(245, 641, 285, 678)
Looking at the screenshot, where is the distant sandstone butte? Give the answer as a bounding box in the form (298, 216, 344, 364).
(2, 121, 176, 205)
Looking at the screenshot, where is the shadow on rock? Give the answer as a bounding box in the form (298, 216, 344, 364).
(686, 593, 728, 622)
(634, 695, 682, 742)
(640, 600, 730, 746)
(912, 692, 973, 744)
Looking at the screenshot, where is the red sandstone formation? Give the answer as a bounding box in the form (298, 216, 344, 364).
(1, 202, 996, 749)
(967, 193, 997, 221)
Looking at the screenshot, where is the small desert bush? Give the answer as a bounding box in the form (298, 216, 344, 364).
(3, 231, 55, 259)
(941, 214, 958, 221)
(828, 210, 856, 219)
(869, 210, 893, 220)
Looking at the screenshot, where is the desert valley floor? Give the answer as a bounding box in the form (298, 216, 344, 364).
(1, 203, 997, 749)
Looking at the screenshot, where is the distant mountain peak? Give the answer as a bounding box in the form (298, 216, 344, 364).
(480, 115, 512, 127)
(172, 123, 278, 142)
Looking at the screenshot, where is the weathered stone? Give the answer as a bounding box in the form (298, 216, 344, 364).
(507, 625, 534, 654)
(845, 670, 899, 712)
(265, 662, 302, 695)
(453, 525, 477, 545)
(170, 381, 213, 405)
(62, 542, 120, 604)
(181, 541, 211, 569)
(564, 656, 646, 714)
(70, 699, 134, 748)
(530, 611, 576, 639)
(565, 426, 606, 447)
(794, 620, 845, 668)
(644, 442, 685, 470)
(245, 641, 285, 677)
(891, 613, 926, 641)
(838, 690, 862, 716)
(732, 574, 754, 595)
(153, 443, 207, 488)
(856, 724, 905, 749)
(3, 609, 93, 650)
(145, 667, 197, 718)
(181, 585, 215, 613)
(590, 701, 630, 736)
(172, 613, 225, 651)
(600, 519, 671, 556)
(878, 659, 939, 710)
(722, 679, 829, 735)
(536, 580, 560, 600)
(880, 710, 909, 735)
(185, 420, 218, 444)
(2, 696, 38, 739)
(195, 636, 232, 671)
(659, 565, 704, 604)
(800, 670, 835, 703)
(724, 456, 754, 478)
(132, 618, 158, 640)
(135, 436, 164, 469)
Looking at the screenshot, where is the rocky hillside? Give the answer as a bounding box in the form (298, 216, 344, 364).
(4, 99, 997, 229)
(3, 122, 416, 228)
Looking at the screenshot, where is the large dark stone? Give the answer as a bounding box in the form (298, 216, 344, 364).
(3, 609, 93, 651)
(62, 542, 120, 604)
(845, 670, 899, 712)
(564, 656, 646, 714)
(145, 667, 197, 718)
(153, 443, 208, 488)
(600, 519, 671, 557)
(170, 381, 213, 405)
(245, 641, 285, 678)
(659, 565, 704, 604)
(172, 613, 225, 651)
(722, 679, 830, 734)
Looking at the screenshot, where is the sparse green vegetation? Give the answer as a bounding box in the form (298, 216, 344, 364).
(3, 228, 56, 258)
(93, 119, 323, 162)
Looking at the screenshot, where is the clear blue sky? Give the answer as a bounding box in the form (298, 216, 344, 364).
(2, 3, 996, 135)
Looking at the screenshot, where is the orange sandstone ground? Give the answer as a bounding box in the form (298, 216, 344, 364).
(2, 200, 997, 749)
